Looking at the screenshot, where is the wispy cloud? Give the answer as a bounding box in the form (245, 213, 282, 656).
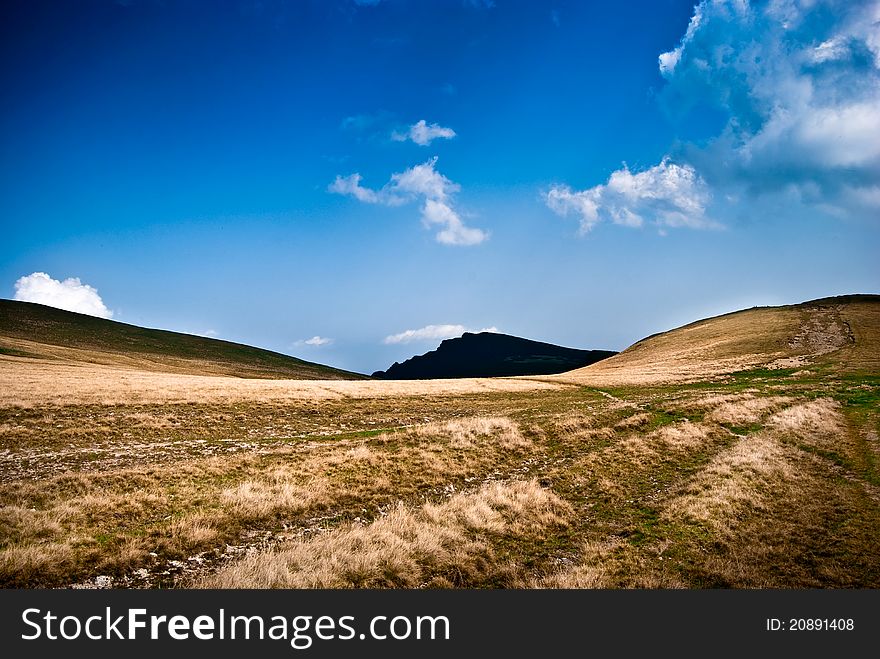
(338, 110, 396, 142)
(545, 159, 715, 234)
(392, 120, 456, 146)
(295, 336, 333, 347)
(339, 114, 378, 131)
(329, 157, 488, 246)
(463, 0, 495, 8)
(13, 272, 113, 319)
(383, 324, 498, 345)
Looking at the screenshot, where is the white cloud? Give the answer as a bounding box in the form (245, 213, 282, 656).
(545, 159, 714, 233)
(383, 324, 498, 345)
(390, 157, 459, 200)
(296, 335, 333, 347)
(328, 173, 384, 204)
(422, 199, 489, 245)
(545, 186, 601, 231)
(13, 272, 113, 319)
(392, 120, 457, 146)
(329, 157, 457, 205)
(554, 0, 880, 233)
(329, 157, 488, 245)
(748, 101, 880, 168)
(657, 48, 681, 77)
(654, 0, 880, 220)
(811, 37, 848, 64)
(657, 4, 703, 77)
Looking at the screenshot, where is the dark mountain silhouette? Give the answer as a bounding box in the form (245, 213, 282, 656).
(372, 332, 616, 379)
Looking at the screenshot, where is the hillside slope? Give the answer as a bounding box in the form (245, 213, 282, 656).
(0, 299, 366, 379)
(552, 294, 880, 386)
(373, 331, 615, 379)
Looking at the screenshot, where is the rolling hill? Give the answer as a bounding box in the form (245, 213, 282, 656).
(0, 299, 366, 379)
(2, 294, 879, 590)
(551, 294, 880, 386)
(372, 331, 616, 379)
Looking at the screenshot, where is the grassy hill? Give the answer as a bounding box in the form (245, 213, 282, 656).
(2, 294, 879, 589)
(554, 294, 880, 385)
(0, 299, 366, 379)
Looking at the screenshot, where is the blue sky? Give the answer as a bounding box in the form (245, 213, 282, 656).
(2, 0, 878, 374)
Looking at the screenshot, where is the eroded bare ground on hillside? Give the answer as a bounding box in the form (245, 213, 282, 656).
(767, 304, 855, 369)
(1, 367, 878, 589)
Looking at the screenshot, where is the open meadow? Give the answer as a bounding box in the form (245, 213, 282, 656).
(1, 296, 878, 588)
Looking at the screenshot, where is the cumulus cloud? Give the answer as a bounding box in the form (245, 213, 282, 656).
(550, 0, 880, 234)
(545, 159, 715, 233)
(421, 199, 488, 245)
(390, 157, 460, 200)
(13, 272, 113, 318)
(327, 173, 385, 204)
(329, 157, 488, 245)
(392, 120, 457, 146)
(657, 0, 880, 217)
(295, 336, 333, 347)
(383, 324, 498, 345)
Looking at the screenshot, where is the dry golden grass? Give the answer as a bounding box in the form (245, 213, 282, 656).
(0, 415, 542, 587)
(549, 411, 617, 445)
(613, 412, 651, 430)
(197, 480, 570, 589)
(2, 296, 878, 589)
(412, 417, 530, 450)
(0, 357, 563, 408)
(766, 398, 843, 443)
(578, 419, 721, 486)
(704, 395, 794, 425)
(664, 432, 796, 536)
(549, 305, 805, 386)
(835, 300, 880, 373)
(220, 475, 331, 520)
(531, 539, 623, 588)
(549, 298, 876, 386)
(653, 421, 713, 451)
(170, 514, 221, 545)
(524, 373, 880, 589)
(530, 538, 685, 589)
